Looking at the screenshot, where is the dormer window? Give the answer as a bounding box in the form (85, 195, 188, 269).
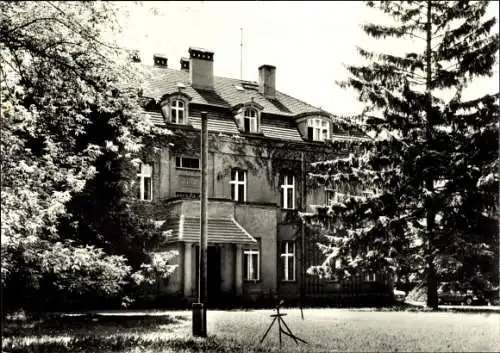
(171, 99, 185, 124)
(160, 92, 192, 125)
(233, 101, 264, 134)
(244, 108, 258, 133)
(307, 118, 330, 141)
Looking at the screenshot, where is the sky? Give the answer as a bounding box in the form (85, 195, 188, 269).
(116, 1, 499, 116)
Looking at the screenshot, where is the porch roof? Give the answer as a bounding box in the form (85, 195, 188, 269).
(163, 216, 257, 245)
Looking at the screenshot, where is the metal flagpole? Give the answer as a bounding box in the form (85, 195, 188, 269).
(240, 28, 243, 81)
(193, 111, 208, 337)
(300, 151, 306, 319)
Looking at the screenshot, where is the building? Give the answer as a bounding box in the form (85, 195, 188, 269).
(134, 47, 394, 307)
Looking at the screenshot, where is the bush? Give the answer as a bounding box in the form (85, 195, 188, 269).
(2, 241, 131, 313)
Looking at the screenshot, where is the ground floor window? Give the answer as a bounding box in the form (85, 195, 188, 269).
(243, 240, 260, 281)
(280, 241, 296, 281)
(365, 273, 377, 282)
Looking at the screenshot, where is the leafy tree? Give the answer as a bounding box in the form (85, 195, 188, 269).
(304, 0, 499, 309)
(57, 113, 166, 270)
(1, 1, 174, 312)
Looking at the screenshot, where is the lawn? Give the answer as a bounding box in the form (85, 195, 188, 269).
(2, 307, 499, 352)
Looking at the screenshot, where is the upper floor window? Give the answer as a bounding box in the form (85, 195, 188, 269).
(171, 99, 185, 124)
(280, 241, 296, 281)
(137, 163, 153, 201)
(175, 156, 200, 170)
(280, 175, 295, 209)
(234, 101, 263, 134)
(230, 169, 247, 202)
(243, 108, 258, 133)
(308, 118, 330, 141)
(160, 93, 191, 125)
(244, 238, 260, 281)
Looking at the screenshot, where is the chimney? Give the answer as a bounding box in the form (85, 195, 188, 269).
(189, 47, 214, 90)
(153, 53, 168, 68)
(180, 57, 190, 72)
(258, 65, 276, 98)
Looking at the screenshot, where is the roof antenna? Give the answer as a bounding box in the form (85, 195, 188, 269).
(240, 28, 243, 82)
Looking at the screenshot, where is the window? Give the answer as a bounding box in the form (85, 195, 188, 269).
(160, 94, 191, 124)
(171, 99, 185, 124)
(244, 241, 260, 281)
(234, 102, 263, 133)
(280, 175, 295, 209)
(280, 241, 296, 281)
(326, 189, 335, 205)
(307, 118, 330, 141)
(365, 273, 377, 282)
(175, 156, 200, 169)
(137, 163, 153, 201)
(243, 108, 258, 133)
(230, 169, 246, 202)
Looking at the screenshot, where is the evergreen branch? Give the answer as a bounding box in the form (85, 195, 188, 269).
(362, 23, 424, 39)
(458, 34, 500, 77)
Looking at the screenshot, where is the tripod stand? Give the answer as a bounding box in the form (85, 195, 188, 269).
(259, 300, 307, 349)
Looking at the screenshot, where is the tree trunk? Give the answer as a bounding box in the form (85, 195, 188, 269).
(425, 0, 439, 311)
(426, 256, 439, 309)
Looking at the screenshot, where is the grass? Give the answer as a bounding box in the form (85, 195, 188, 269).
(2, 306, 499, 352)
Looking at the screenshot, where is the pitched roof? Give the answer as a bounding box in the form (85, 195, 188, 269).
(163, 215, 257, 245)
(142, 66, 324, 117)
(141, 65, 371, 141)
(144, 108, 304, 141)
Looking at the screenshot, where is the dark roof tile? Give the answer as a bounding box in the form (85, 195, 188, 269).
(142, 66, 323, 116)
(163, 216, 257, 244)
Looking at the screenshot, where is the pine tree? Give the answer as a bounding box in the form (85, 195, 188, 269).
(304, 0, 499, 310)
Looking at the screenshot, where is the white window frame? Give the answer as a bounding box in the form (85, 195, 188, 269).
(280, 241, 296, 281)
(230, 169, 247, 202)
(243, 108, 258, 133)
(365, 272, 377, 282)
(137, 163, 153, 201)
(243, 248, 260, 281)
(281, 175, 295, 209)
(171, 99, 185, 124)
(308, 118, 330, 141)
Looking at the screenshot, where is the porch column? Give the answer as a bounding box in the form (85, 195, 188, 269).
(184, 243, 193, 297)
(235, 244, 243, 296)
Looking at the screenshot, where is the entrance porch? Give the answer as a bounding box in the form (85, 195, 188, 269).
(183, 243, 245, 304)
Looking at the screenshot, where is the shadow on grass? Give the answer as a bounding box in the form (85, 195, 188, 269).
(2, 335, 277, 353)
(2, 313, 187, 338)
(348, 303, 500, 314)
